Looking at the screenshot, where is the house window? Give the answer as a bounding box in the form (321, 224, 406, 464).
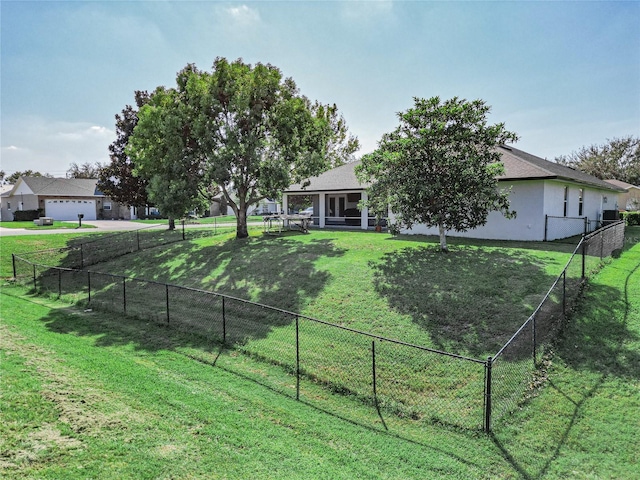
(7, 202, 10, 210)
(563, 186, 569, 217)
(578, 189, 584, 216)
(103, 202, 112, 211)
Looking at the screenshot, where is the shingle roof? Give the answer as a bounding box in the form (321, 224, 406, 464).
(286, 161, 369, 193)
(285, 146, 624, 193)
(18, 176, 103, 196)
(497, 146, 623, 191)
(604, 179, 639, 191)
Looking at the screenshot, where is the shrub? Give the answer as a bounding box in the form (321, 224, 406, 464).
(13, 209, 43, 221)
(622, 211, 640, 226)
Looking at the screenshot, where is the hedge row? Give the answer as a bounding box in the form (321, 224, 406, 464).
(12, 209, 44, 221)
(621, 211, 640, 226)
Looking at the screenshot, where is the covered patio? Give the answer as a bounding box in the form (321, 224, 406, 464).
(282, 161, 379, 230)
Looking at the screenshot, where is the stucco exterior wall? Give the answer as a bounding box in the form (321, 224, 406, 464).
(543, 181, 614, 240)
(400, 181, 546, 241)
(1, 193, 40, 220)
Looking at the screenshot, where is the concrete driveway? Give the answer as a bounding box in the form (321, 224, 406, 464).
(0, 220, 163, 236)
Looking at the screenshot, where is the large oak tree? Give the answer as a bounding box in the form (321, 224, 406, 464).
(124, 58, 358, 238)
(356, 96, 518, 252)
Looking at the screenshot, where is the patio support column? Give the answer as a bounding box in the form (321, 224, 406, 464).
(360, 191, 368, 230)
(319, 193, 326, 228)
(282, 194, 289, 227)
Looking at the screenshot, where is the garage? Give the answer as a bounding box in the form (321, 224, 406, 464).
(45, 199, 97, 221)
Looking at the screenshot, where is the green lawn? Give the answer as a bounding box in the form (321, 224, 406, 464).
(3, 229, 590, 429)
(132, 215, 264, 225)
(0, 221, 96, 230)
(70, 229, 580, 357)
(1, 227, 638, 478)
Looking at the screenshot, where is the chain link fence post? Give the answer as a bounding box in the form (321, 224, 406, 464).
(562, 270, 566, 317)
(166, 284, 170, 324)
(484, 356, 493, 433)
(581, 235, 586, 279)
(296, 316, 300, 401)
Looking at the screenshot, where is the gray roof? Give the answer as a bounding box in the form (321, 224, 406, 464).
(497, 146, 623, 191)
(13, 176, 103, 197)
(604, 179, 640, 191)
(285, 146, 624, 193)
(286, 161, 369, 193)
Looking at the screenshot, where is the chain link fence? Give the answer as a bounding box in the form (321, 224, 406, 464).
(10, 220, 625, 432)
(13, 222, 239, 271)
(487, 220, 625, 429)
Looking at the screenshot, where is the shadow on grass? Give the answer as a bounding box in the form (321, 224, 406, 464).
(387, 233, 579, 254)
(369, 245, 563, 357)
(113, 232, 346, 313)
(23, 294, 488, 475)
(37, 232, 346, 347)
(490, 254, 640, 479)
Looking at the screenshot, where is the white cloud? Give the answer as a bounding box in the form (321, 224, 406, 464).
(1, 116, 116, 176)
(225, 5, 261, 26)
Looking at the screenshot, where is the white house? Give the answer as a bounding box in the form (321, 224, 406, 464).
(283, 145, 624, 241)
(0, 176, 130, 221)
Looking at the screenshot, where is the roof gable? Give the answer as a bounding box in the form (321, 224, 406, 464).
(604, 179, 640, 191)
(15, 176, 102, 197)
(286, 161, 369, 193)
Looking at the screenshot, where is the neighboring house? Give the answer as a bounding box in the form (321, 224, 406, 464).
(604, 179, 640, 211)
(0, 176, 131, 221)
(249, 199, 280, 216)
(283, 145, 624, 241)
(0, 184, 14, 221)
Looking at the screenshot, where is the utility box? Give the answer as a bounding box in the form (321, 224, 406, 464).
(33, 217, 54, 226)
(602, 210, 619, 225)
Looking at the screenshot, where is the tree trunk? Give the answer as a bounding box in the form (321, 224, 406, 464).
(236, 207, 248, 239)
(168, 216, 176, 230)
(438, 222, 448, 252)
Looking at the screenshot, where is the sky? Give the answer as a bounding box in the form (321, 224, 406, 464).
(1, 0, 639, 178)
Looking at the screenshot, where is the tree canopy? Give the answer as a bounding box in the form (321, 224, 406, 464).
(555, 135, 639, 186)
(124, 58, 359, 237)
(67, 162, 103, 179)
(356, 96, 518, 252)
(98, 91, 151, 212)
(3, 170, 52, 184)
(128, 85, 204, 230)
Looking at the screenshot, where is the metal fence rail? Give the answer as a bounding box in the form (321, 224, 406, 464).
(487, 220, 625, 429)
(10, 220, 626, 432)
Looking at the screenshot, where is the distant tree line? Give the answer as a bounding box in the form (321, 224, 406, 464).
(555, 135, 639, 186)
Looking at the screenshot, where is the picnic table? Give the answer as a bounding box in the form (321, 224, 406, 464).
(263, 213, 312, 234)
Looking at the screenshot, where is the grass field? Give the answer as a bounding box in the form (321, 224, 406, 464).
(1, 228, 638, 478)
(0, 221, 96, 230)
(132, 215, 264, 225)
(38, 229, 580, 356)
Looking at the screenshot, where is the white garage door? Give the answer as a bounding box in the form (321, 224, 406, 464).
(45, 199, 97, 221)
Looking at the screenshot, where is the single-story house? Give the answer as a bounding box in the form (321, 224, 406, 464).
(0, 176, 131, 221)
(283, 145, 624, 241)
(604, 179, 640, 211)
(0, 184, 14, 221)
